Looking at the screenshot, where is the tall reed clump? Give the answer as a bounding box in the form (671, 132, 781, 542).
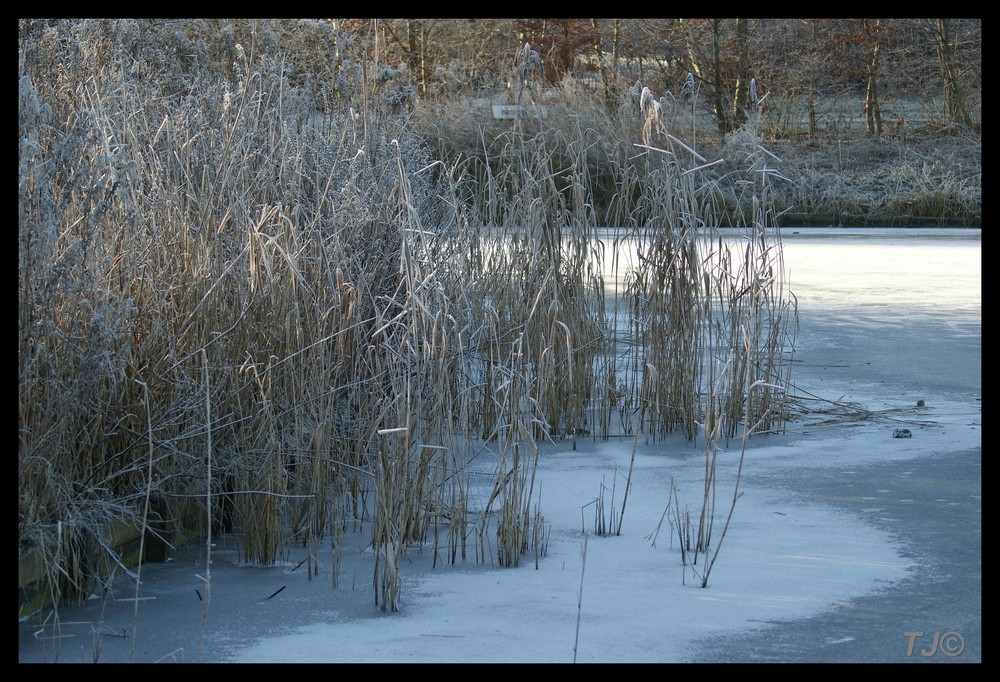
(631, 76, 797, 586)
(19, 21, 190, 614)
(706, 110, 798, 440)
(19, 21, 798, 622)
(462, 131, 604, 444)
(365, 140, 473, 611)
(457, 59, 614, 565)
(16, 19, 468, 618)
(611, 78, 797, 443)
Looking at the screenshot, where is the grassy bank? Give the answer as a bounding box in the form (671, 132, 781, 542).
(405, 92, 981, 229)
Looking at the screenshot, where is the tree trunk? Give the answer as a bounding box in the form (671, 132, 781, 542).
(935, 19, 973, 128)
(862, 19, 882, 137)
(710, 19, 730, 134)
(592, 19, 614, 113)
(679, 18, 732, 135)
(405, 19, 425, 98)
(731, 18, 749, 128)
(612, 19, 621, 81)
(807, 21, 818, 136)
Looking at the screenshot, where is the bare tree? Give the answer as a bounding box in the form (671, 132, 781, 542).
(676, 18, 758, 135)
(861, 19, 883, 136)
(731, 18, 750, 128)
(932, 18, 974, 128)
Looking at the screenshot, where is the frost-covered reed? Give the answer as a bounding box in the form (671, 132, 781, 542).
(19, 20, 795, 624)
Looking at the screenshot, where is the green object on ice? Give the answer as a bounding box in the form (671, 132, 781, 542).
(893, 428, 912, 438)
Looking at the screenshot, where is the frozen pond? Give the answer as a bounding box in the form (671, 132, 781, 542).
(595, 226, 980, 317)
(774, 227, 980, 317)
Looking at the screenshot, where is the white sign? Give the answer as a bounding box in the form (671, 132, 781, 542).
(492, 105, 548, 120)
